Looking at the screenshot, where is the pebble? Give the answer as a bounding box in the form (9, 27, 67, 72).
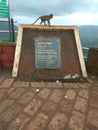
(64, 96, 68, 99)
(36, 89, 40, 92)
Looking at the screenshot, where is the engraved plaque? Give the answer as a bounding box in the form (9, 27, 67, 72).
(34, 38, 61, 69)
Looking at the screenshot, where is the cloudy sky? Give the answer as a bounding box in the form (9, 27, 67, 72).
(8, 0, 98, 25)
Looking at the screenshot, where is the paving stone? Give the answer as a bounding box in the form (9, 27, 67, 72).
(13, 81, 30, 87)
(74, 96, 88, 113)
(47, 82, 53, 88)
(87, 78, 94, 84)
(0, 75, 98, 130)
(63, 83, 79, 89)
(0, 77, 4, 84)
(94, 83, 98, 87)
(87, 109, 98, 129)
(59, 99, 73, 114)
(94, 79, 98, 87)
(78, 88, 89, 99)
(48, 112, 67, 130)
(0, 78, 14, 88)
(38, 88, 51, 99)
(86, 126, 98, 130)
(68, 111, 85, 130)
(0, 120, 8, 130)
(47, 82, 63, 88)
(7, 87, 15, 94)
(49, 89, 64, 103)
(92, 87, 98, 92)
(0, 99, 14, 114)
(27, 113, 48, 130)
(90, 87, 98, 108)
(78, 83, 91, 89)
(0, 103, 23, 122)
(24, 98, 43, 116)
(31, 82, 46, 88)
(10, 88, 26, 99)
(0, 89, 8, 100)
(41, 100, 57, 117)
(18, 91, 35, 105)
(64, 89, 77, 100)
(85, 128, 91, 130)
(52, 82, 63, 88)
(7, 114, 30, 130)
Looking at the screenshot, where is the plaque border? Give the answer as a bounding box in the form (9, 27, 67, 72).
(34, 37, 61, 69)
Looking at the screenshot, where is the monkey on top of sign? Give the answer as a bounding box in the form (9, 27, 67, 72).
(32, 14, 53, 26)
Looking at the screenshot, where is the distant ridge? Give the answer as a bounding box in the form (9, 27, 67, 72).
(0, 21, 18, 30)
(79, 25, 98, 47)
(0, 22, 98, 48)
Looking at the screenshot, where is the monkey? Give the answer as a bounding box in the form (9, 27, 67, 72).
(32, 14, 53, 26)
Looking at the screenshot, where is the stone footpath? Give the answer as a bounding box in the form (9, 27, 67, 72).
(0, 76, 98, 130)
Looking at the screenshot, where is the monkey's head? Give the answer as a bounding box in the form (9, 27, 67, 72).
(50, 14, 53, 18)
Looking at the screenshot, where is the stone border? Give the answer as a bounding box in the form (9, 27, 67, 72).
(12, 25, 87, 78)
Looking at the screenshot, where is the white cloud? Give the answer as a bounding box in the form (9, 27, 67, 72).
(13, 13, 98, 26)
(64, 13, 98, 25)
(9, 0, 98, 25)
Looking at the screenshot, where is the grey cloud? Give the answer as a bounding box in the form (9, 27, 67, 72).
(10, 0, 98, 17)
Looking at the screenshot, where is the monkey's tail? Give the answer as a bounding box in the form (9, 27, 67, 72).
(32, 17, 40, 24)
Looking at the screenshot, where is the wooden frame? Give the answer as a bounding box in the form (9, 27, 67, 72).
(12, 25, 87, 78)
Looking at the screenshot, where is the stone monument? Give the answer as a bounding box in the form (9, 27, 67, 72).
(12, 25, 87, 79)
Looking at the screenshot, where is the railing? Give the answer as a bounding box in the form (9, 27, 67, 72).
(0, 30, 17, 41)
(0, 30, 17, 32)
(82, 47, 89, 60)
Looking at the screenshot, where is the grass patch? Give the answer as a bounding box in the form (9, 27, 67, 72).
(0, 38, 11, 42)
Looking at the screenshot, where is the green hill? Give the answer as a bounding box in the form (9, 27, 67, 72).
(79, 25, 98, 48)
(0, 23, 98, 48)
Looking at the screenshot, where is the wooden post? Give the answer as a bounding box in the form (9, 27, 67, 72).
(7, 0, 12, 41)
(11, 18, 15, 42)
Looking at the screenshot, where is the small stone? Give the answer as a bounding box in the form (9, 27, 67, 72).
(36, 89, 40, 92)
(64, 74, 71, 79)
(56, 80, 59, 83)
(64, 96, 68, 99)
(72, 74, 79, 79)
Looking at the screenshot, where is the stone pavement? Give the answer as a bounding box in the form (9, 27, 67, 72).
(0, 75, 98, 130)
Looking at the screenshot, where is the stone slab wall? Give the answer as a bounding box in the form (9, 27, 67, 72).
(0, 42, 15, 69)
(87, 47, 98, 76)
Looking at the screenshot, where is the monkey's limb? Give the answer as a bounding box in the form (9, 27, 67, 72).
(47, 20, 50, 26)
(32, 17, 40, 24)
